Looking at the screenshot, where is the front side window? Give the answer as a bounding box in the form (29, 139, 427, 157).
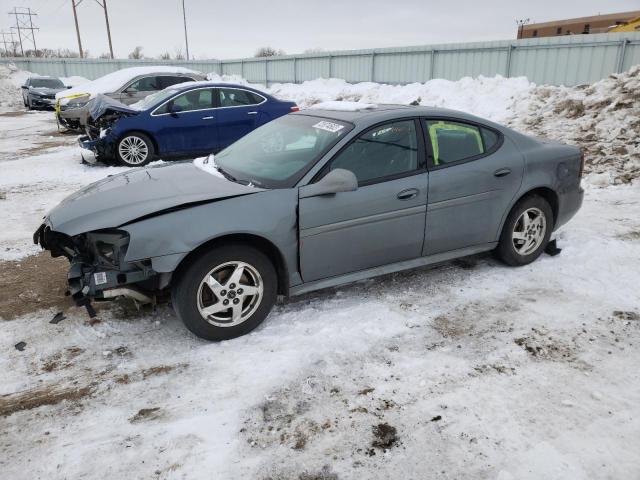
(155, 88, 214, 114)
(213, 115, 352, 188)
(328, 120, 418, 185)
(426, 120, 498, 165)
(219, 88, 264, 107)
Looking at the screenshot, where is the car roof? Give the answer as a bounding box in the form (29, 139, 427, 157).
(170, 81, 264, 92)
(292, 104, 503, 129)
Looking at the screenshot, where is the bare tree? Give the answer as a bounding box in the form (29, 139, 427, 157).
(254, 46, 286, 58)
(303, 48, 325, 54)
(98, 52, 112, 59)
(128, 46, 144, 59)
(158, 51, 171, 60)
(174, 47, 185, 60)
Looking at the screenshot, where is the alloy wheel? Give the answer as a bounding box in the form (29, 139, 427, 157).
(512, 207, 547, 256)
(197, 261, 264, 327)
(118, 136, 149, 165)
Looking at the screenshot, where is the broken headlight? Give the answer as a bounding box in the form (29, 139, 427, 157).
(85, 230, 130, 267)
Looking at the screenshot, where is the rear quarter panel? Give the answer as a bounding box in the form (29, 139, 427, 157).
(504, 130, 583, 231)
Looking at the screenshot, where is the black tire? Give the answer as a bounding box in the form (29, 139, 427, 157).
(495, 195, 553, 266)
(115, 132, 155, 167)
(26, 98, 32, 110)
(172, 244, 277, 341)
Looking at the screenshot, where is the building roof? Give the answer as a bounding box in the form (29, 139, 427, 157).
(522, 10, 640, 29)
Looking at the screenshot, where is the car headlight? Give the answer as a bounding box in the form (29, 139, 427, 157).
(59, 94, 91, 108)
(86, 230, 130, 266)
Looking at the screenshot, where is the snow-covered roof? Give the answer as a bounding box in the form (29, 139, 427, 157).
(57, 66, 202, 99)
(308, 100, 377, 111)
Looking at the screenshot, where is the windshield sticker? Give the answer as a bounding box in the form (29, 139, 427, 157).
(313, 121, 345, 133)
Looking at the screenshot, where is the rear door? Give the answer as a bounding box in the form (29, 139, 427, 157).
(299, 119, 428, 282)
(422, 118, 524, 255)
(215, 88, 266, 149)
(151, 87, 218, 155)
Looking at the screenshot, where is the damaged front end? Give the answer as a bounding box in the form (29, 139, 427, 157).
(34, 223, 164, 315)
(79, 94, 139, 163)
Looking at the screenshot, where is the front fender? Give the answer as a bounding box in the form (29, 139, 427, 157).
(122, 188, 299, 283)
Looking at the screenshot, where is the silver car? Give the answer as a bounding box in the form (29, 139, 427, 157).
(56, 69, 205, 129)
(34, 105, 584, 341)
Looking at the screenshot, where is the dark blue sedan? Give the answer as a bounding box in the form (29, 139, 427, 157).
(79, 82, 299, 166)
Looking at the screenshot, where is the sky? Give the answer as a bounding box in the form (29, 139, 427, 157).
(0, 0, 639, 59)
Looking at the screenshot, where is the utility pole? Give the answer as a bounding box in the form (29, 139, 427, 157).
(182, 0, 190, 60)
(71, 0, 84, 58)
(94, 0, 114, 59)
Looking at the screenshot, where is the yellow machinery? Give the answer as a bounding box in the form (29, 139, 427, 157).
(609, 17, 640, 32)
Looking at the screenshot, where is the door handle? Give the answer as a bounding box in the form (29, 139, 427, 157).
(202, 116, 215, 120)
(397, 188, 419, 200)
(494, 168, 511, 177)
(247, 111, 258, 115)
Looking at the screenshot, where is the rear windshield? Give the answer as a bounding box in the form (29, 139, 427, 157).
(30, 78, 64, 89)
(214, 115, 353, 189)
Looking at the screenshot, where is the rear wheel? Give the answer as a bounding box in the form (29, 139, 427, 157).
(26, 97, 32, 110)
(495, 195, 553, 266)
(115, 132, 154, 167)
(172, 245, 277, 341)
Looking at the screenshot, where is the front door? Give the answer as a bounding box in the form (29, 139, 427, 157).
(152, 88, 218, 155)
(422, 119, 524, 255)
(299, 119, 428, 282)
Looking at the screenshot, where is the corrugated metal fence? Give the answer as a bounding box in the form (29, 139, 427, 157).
(2, 32, 639, 86)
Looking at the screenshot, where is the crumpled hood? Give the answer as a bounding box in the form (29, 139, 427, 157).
(89, 94, 140, 121)
(47, 161, 262, 236)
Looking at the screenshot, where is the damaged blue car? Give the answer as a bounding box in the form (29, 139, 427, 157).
(79, 82, 299, 166)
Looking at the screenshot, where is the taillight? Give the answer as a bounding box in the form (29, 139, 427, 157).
(578, 150, 585, 178)
(290, 106, 300, 112)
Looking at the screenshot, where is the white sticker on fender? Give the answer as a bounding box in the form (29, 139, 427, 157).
(94, 272, 107, 285)
(313, 121, 345, 133)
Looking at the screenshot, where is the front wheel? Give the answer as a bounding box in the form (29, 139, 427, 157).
(115, 133, 154, 167)
(495, 195, 553, 266)
(172, 245, 277, 341)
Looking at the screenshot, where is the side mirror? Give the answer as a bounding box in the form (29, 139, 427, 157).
(125, 87, 138, 95)
(169, 102, 183, 116)
(21, 84, 28, 89)
(299, 168, 358, 199)
(67, 85, 73, 89)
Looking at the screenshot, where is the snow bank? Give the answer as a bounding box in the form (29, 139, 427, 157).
(60, 66, 202, 99)
(508, 65, 640, 185)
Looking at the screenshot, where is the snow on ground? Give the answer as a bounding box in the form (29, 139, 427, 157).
(1, 184, 639, 479)
(0, 65, 639, 478)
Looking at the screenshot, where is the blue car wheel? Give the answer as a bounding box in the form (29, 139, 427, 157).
(116, 132, 155, 167)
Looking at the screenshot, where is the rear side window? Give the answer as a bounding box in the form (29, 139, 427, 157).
(159, 76, 194, 89)
(219, 88, 264, 107)
(425, 120, 499, 165)
(155, 88, 214, 114)
(127, 76, 161, 92)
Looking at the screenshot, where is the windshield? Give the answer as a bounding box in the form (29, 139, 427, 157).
(214, 115, 352, 189)
(31, 78, 64, 89)
(131, 88, 180, 111)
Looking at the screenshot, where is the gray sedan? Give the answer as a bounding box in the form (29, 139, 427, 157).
(34, 105, 584, 341)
